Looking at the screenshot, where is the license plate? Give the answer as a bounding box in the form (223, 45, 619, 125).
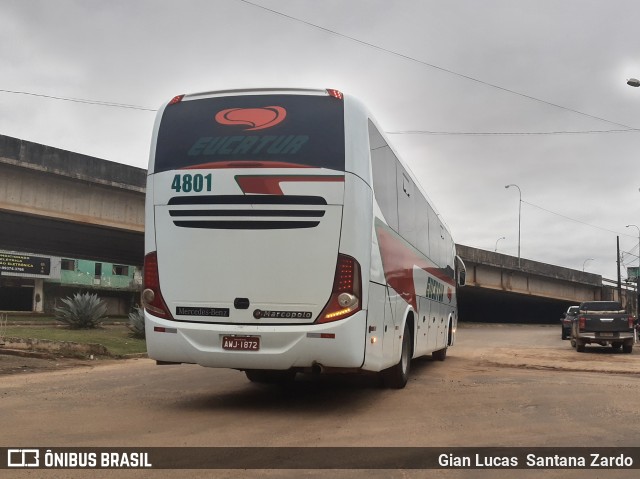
(599, 332, 614, 337)
(222, 336, 260, 351)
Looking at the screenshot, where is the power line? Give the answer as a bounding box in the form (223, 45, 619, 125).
(3, 85, 638, 137)
(0, 89, 156, 111)
(0, 2, 635, 131)
(627, 242, 640, 255)
(387, 129, 640, 136)
(4, 84, 636, 136)
(237, 0, 636, 131)
(522, 200, 636, 237)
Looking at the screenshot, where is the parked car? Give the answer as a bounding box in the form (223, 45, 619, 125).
(560, 306, 579, 340)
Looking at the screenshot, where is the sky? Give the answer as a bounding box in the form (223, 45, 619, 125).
(1, 0, 640, 281)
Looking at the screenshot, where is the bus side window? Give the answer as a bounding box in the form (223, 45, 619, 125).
(396, 166, 416, 245)
(369, 121, 398, 230)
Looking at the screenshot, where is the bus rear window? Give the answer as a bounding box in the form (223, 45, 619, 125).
(154, 94, 345, 173)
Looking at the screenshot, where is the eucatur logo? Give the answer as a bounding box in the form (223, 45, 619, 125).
(215, 106, 286, 131)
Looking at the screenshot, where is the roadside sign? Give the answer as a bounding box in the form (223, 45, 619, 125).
(0, 251, 51, 275)
(628, 267, 639, 282)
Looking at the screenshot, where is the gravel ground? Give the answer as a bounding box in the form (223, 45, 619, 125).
(0, 350, 117, 375)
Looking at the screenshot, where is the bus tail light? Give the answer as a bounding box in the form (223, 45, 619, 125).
(143, 252, 174, 320)
(578, 316, 586, 331)
(317, 254, 361, 324)
(168, 94, 184, 105)
(326, 89, 344, 100)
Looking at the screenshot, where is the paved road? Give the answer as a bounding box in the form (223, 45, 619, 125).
(2, 323, 639, 479)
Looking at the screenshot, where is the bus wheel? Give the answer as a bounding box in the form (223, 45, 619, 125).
(381, 323, 411, 389)
(245, 369, 296, 384)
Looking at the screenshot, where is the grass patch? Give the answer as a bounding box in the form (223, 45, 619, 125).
(1, 325, 146, 356)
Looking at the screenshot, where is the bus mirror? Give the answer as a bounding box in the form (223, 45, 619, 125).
(458, 270, 466, 287)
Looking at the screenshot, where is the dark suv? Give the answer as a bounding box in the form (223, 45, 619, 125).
(560, 306, 579, 340)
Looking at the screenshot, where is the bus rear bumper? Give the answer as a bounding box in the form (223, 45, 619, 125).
(144, 311, 367, 371)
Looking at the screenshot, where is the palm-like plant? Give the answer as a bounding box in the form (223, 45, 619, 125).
(54, 292, 108, 329)
(127, 307, 146, 339)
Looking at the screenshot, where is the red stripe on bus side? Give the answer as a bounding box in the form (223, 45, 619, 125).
(376, 224, 455, 310)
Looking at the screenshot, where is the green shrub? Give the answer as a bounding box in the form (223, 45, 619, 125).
(54, 292, 108, 329)
(127, 307, 146, 339)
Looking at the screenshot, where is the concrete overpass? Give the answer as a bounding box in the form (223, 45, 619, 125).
(1, 134, 632, 321)
(455, 245, 631, 323)
(0, 135, 145, 265)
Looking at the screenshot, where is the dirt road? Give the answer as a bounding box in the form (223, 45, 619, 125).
(1, 323, 639, 479)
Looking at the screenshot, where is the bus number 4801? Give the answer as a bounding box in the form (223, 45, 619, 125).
(171, 173, 212, 193)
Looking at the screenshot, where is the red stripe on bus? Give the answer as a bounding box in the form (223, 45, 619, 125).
(235, 175, 344, 195)
(376, 224, 455, 310)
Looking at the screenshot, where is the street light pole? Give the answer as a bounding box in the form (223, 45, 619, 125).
(625, 81, 639, 321)
(505, 184, 522, 268)
(495, 236, 505, 252)
(626, 224, 640, 320)
(582, 258, 594, 272)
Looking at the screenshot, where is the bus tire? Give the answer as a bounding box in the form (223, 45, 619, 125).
(245, 369, 296, 384)
(381, 323, 411, 389)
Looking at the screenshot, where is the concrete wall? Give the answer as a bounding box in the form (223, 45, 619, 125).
(60, 259, 141, 290)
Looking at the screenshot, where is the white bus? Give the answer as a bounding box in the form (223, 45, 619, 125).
(143, 88, 466, 388)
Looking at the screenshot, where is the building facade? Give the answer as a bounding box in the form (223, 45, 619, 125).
(0, 248, 141, 315)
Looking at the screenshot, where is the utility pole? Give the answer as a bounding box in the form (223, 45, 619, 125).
(617, 236, 622, 302)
